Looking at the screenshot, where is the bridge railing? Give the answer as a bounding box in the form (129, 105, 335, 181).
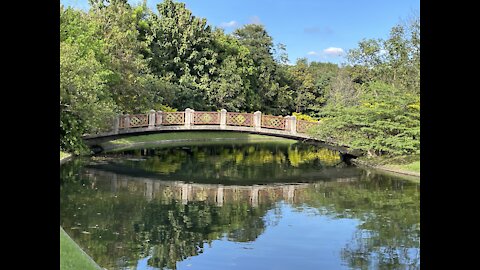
(226, 112, 254, 127)
(261, 114, 286, 130)
(161, 112, 185, 125)
(297, 120, 319, 134)
(112, 108, 321, 136)
(194, 111, 221, 125)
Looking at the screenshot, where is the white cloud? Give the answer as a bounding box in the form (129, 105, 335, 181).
(304, 26, 334, 35)
(249, 16, 262, 25)
(323, 47, 345, 56)
(307, 51, 319, 56)
(220, 20, 238, 28)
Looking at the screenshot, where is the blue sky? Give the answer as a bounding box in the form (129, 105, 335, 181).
(61, 0, 420, 65)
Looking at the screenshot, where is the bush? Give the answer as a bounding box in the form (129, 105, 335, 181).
(312, 82, 419, 156)
(292, 112, 318, 122)
(60, 112, 90, 155)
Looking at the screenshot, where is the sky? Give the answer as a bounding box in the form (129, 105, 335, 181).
(61, 0, 420, 65)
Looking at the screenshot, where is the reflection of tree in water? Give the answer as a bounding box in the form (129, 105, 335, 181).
(138, 201, 270, 269)
(109, 143, 343, 183)
(297, 170, 420, 269)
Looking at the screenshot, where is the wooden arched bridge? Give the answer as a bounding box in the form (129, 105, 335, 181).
(83, 108, 361, 156)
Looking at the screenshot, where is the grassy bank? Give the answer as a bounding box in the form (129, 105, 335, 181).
(60, 227, 101, 270)
(60, 151, 71, 160)
(355, 154, 420, 178)
(99, 131, 296, 152)
(109, 132, 289, 144)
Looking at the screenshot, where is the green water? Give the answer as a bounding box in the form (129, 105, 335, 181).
(60, 142, 420, 269)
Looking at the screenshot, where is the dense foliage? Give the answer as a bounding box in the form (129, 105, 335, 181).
(60, 0, 419, 156)
(313, 14, 420, 156)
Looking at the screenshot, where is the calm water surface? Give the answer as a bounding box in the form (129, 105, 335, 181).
(60, 142, 420, 269)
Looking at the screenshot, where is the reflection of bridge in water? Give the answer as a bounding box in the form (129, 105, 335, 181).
(84, 168, 359, 207)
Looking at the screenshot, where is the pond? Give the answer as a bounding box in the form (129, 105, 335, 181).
(60, 141, 420, 270)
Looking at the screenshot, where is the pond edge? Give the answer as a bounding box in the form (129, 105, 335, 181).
(351, 159, 420, 178)
(60, 154, 104, 270)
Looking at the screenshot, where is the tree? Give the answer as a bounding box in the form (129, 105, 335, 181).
(289, 58, 316, 113)
(315, 82, 420, 156)
(326, 66, 359, 107)
(288, 59, 338, 115)
(316, 13, 420, 156)
(204, 29, 254, 111)
(233, 24, 290, 114)
(146, 0, 218, 110)
(88, 0, 163, 113)
(346, 13, 420, 93)
(60, 6, 117, 153)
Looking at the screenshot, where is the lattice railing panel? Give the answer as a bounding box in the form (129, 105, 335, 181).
(297, 120, 319, 133)
(261, 115, 286, 130)
(194, 111, 220, 125)
(129, 114, 149, 128)
(162, 112, 185, 125)
(226, 112, 253, 127)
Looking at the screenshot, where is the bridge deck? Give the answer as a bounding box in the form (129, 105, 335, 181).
(84, 125, 311, 140)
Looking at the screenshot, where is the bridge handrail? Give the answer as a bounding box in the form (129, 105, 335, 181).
(110, 109, 320, 136)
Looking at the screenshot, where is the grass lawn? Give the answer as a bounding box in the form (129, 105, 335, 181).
(60, 227, 101, 270)
(60, 151, 71, 160)
(108, 131, 289, 145)
(99, 131, 296, 152)
(357, 154, 420, 175)
(385, 160, 420, 173)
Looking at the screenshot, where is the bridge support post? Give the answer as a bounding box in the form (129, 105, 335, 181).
(289, 115, 297, 134)
(250, 186, 260, 207)
(190, 109, 195, 126)
(181, 183, 191, 205)
(220, 109, 227, 129)
(284, 116, 291, 132)
(124, 114, 130, 129)
(253, 111, 262, 131)
(148, 110, 156, 129)
(185, 108, 193, 128)
(216, 185, 224, 206)
(156, 110, 163, 126)
(113, 115, 119, 134)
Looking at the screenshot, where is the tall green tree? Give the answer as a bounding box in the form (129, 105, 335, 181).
(147, 0, 217, 109)
(60, 6, 117, 153)
(347, 13, 420, 93)
(88, 0, 164, 113)
(206, 29, 254, 111)
(233, 24, 290, 114)
(288, 59, 338, 115)
(289, 58, 316, 113)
